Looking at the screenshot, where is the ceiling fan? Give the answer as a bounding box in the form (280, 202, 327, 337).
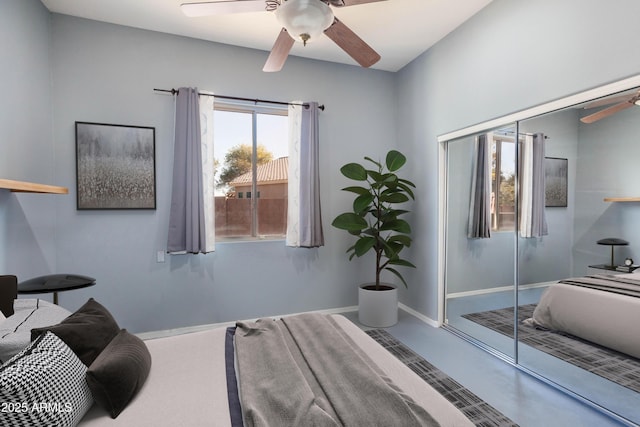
(180, 0, 385, 72)
(580, 89, 640, 124)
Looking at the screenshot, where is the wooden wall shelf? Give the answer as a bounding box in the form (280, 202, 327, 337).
(603, 197, 640, 202)
(0, 179, 68, 194)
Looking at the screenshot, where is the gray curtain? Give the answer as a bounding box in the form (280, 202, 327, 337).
(467, 133, 491, 239)
(519, 132, 548, 238)
(286, 102, 324, 248)
(167, 87, 208, 253)
(300, 102, 324, 247)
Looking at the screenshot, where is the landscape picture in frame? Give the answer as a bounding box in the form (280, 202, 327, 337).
(545, 157, 568, 207)
(76, 122, 156, 210)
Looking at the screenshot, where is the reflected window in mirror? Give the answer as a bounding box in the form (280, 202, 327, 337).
(491, 133, 516, 232)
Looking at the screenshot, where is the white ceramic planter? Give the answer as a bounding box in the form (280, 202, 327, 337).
(358, 283, 398, 328)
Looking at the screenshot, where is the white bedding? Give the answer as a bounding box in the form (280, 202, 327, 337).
(526, 275, 640, 359)
(78, 315, 473, 426)
(0, 299, 71, 363)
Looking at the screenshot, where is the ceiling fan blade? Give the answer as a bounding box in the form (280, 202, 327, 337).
(330, 0, 387, 6)
(323, 18, 380, 68)
(582, 92, 638, 110)
(580, 101, 635, 124)
(181, 1, 266, 17)
(263, 28, 295, 72)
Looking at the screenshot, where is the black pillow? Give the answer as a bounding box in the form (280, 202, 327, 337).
(31, 298, 119, 366)
(86, 329, 152, 418)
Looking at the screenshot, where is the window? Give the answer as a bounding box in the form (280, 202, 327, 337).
(213, 102, 289, 241)
(491, 135, 516, 231)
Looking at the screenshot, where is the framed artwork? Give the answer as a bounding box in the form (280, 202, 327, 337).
(545, 157, 568, 207)
(76, 122, 156, 210)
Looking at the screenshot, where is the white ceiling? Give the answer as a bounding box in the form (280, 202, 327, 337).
(40, 0, 493, 72)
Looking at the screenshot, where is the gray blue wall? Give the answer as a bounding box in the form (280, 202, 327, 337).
(396, 0, 640, 319)
(573, 106, 640, 271)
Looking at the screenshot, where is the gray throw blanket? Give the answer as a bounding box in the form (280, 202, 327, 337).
(235, 313, 439, 427)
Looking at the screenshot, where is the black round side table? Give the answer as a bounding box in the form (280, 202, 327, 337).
(18, 274, 96, 304)
(597, 238, 629, 268)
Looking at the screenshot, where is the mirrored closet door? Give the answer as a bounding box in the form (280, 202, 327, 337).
(443, 124, 518, 360)
(440, 76, 640, 426)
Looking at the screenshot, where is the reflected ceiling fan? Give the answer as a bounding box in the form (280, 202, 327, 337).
(180, 0, 384, 72)
(580, 90, 640, 124)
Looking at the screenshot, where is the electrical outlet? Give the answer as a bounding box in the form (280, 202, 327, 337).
(156, 250, 165, 263)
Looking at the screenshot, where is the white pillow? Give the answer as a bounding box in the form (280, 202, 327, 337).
(0, 331, 94, 426)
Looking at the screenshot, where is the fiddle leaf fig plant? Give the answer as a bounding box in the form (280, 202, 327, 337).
(331, 150, 416, 290)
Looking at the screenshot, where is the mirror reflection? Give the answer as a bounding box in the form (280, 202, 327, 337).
(444, 125, 518, 359)
(443, 82, 640, 425)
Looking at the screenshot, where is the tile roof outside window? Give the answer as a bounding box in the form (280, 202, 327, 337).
(229, 157, 288, 186)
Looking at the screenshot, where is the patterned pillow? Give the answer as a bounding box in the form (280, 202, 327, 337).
(0, 331, 93, 427)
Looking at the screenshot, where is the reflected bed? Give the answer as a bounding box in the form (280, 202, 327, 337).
(524, 273, 640, 360)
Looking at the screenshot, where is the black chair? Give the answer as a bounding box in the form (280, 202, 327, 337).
(0, 275, 18, 317)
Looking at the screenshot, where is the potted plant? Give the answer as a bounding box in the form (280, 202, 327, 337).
(332, 150, 416, 327)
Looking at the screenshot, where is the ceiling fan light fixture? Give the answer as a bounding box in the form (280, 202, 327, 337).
(276, 0, 334, 46)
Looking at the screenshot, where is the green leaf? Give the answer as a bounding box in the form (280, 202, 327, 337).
(382, 173, 397, 183)
(332, 213, 368, 231)
(388, 235, 412, 247)
(387, 259, 417, 269)
(387, 209, 409, 217)
(380, 219, 411, 233)
(340, 163, 367, 181)
(367, 170, 384, 182)
(398, 178, 416, 188)
(382, 241, 402, 259)
(353, 193, 374, 213)
(354, 237, 376, 257)
(364, 156, 381, 168)
(386, 150, 406, 172)
(378, 211, 398, 223)
(396, 181, 415, 200)
(380, 192, 409, 204)
(341, 186, 370, 196)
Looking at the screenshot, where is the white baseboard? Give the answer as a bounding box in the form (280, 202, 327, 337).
(136, 305, 359, 340)
(399, 303, 439, 328)
(447, 281, 554, 300)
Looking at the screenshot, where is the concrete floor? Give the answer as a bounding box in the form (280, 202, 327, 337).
(342, 309, 633, 427)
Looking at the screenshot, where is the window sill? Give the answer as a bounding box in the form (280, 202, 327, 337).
(216, 236, 285, 244)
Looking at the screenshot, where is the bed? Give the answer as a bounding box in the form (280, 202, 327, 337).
(524, 272, 640, 359)
(0, 275, 474, 427)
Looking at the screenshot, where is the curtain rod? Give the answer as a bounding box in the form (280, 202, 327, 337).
(496, 130, 550, 139)
(153, 88, 324, 111)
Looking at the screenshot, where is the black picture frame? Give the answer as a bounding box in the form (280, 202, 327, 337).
(545, 157, 568, 207)
(76, 121, 156, 210)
